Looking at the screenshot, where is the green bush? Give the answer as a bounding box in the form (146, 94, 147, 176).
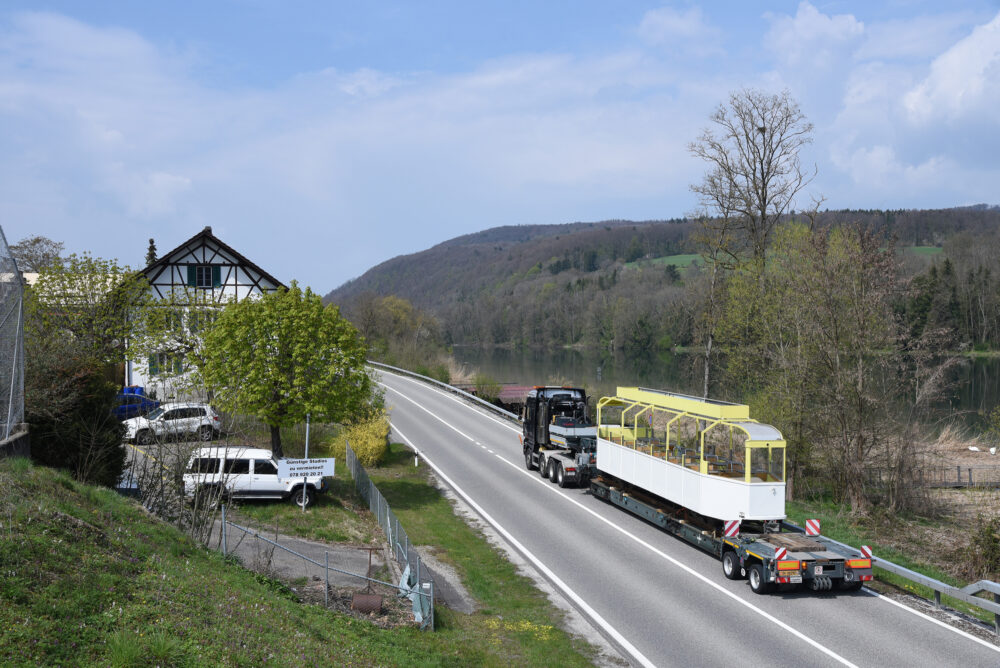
(326, 409, 390, 467)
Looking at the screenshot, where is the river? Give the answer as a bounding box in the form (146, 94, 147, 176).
(451, 347, 1000, 430)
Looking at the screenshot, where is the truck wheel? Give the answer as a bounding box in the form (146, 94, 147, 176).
(722, 551, 744, 580)
(748, 563, 771, 594)
(524, 449, 536, 471)
(136, 430, 155, 445)
(540, 455, 550, 479)
(547, 460, 558, 482)
(291, 487, 315, 508)
(556, 463, 569, 488)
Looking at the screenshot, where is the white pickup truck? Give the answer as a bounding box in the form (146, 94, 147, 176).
(182, 446, 328, 507)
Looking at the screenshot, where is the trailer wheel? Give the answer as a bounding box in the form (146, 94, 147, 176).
(837, 579, 863, 592)
(524, 449, 536, 471)
(722, 551, 744, 580)
(748, 563, 771, 594)
(556, 463, 570, 488)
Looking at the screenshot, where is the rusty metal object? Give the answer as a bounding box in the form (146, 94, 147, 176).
(351, 592, 383, 614)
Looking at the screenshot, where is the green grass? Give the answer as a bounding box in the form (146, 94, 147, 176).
(236, 475, 378, 544)
(0, 454, 599, 666)
(363, 443, 597, 666)
(625, 253, 701, 269)
(786, 498, 995, 625)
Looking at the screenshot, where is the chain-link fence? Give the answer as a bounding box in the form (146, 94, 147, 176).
(0, 226, 24, 440)
(346, 440, 435, 629)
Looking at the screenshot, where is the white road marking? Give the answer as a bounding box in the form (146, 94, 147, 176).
(391, 422, 657, 668)
(383, 372, 1000, 659)
(864, 590, 1000, 654)
(381, 378, 858, 666)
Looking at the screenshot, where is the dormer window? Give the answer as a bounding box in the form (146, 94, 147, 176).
(188, 265, 221, 289)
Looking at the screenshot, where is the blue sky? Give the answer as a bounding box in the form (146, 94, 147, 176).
(2, 2, 999, 291)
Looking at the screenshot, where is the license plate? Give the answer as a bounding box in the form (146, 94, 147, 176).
(790, 576, 802, 584)
(813, 565, 823, 576)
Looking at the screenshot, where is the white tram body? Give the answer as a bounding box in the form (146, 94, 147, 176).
(596, 387, 786, 521)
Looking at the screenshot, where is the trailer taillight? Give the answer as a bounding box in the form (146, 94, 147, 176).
(777, 560, 800, 571)
(847, 559, 871, 569)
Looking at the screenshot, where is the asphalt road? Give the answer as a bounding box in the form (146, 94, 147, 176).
(379, 370, 1000, 668)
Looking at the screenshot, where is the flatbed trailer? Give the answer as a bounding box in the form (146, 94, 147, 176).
(589, 477, 874, 593)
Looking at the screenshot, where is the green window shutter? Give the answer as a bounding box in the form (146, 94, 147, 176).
(212, 265, 221, 287)
(174, 355, 184, 374)
(187, 266, 196, 287)
(148, 355, 159, 376)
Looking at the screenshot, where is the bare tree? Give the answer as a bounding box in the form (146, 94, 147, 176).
(689, 88, 815, 262)
(10, 235, 63, 272)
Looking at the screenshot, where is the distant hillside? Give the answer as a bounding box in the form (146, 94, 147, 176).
(327, 218, 693, 311)
(326, 207, 1000, 350)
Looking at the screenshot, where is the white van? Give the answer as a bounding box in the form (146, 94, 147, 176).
(182, 446, 327, 507)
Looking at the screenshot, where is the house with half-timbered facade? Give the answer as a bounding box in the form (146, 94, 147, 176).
(128, 226, 284, 398)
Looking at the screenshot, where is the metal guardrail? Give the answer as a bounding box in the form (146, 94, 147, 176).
(367, 360, 519, 421)
(373, 361, 1000, 634)
(783, 520, 1000, 632)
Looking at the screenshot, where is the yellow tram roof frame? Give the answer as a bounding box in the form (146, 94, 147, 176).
(613, 387, 750, 421)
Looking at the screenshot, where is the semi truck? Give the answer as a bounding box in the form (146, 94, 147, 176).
(521, 385, 874, 594)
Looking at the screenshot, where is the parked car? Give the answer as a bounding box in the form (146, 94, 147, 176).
(123, 402, 221, 444)
(182, 446, 327, 507)
(112, 392, 160, 420)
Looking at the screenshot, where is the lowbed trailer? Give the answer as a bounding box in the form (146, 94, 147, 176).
(589, 477, 873, 593)
(521, 386, 874, 594)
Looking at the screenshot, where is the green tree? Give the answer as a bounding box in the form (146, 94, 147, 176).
(199, 282, 377, 457)
(721, 223, 900, 512)
(23, 252, 145, 486)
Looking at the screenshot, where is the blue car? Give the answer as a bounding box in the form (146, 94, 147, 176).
(113, 392, 160, 420)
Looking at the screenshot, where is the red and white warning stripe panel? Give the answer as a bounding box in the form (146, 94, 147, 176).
(774, 547, 788, 561)
(805, 518, 821, 536)
(723, 520, 741, 537)
(861, 545, 872, 559)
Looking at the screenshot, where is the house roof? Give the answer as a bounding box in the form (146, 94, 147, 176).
(140, 226, 286, 289)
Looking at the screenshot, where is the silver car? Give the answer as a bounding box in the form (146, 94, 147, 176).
(124, 402, 221, 444)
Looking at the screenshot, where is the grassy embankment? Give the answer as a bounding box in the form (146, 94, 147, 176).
(1, 452, 599, 667)
(241, 441, 600, 665)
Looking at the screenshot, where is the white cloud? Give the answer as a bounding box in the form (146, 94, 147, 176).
(765, 2, 864, 70)
(637, 5, 723, 57)
(2, 7, 998, 288)
(903, 12, 1000, 124)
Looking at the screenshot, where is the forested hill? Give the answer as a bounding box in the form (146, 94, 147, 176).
(325, 206, 1000, 351)
(326, 218, 693, 310)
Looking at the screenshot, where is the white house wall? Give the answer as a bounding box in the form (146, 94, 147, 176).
(129, 233, 282, 398)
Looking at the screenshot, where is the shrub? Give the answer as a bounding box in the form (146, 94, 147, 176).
(327, 409, 390, 467)
(967, 513, 1000, 579)
(473, 373, 502, 404)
